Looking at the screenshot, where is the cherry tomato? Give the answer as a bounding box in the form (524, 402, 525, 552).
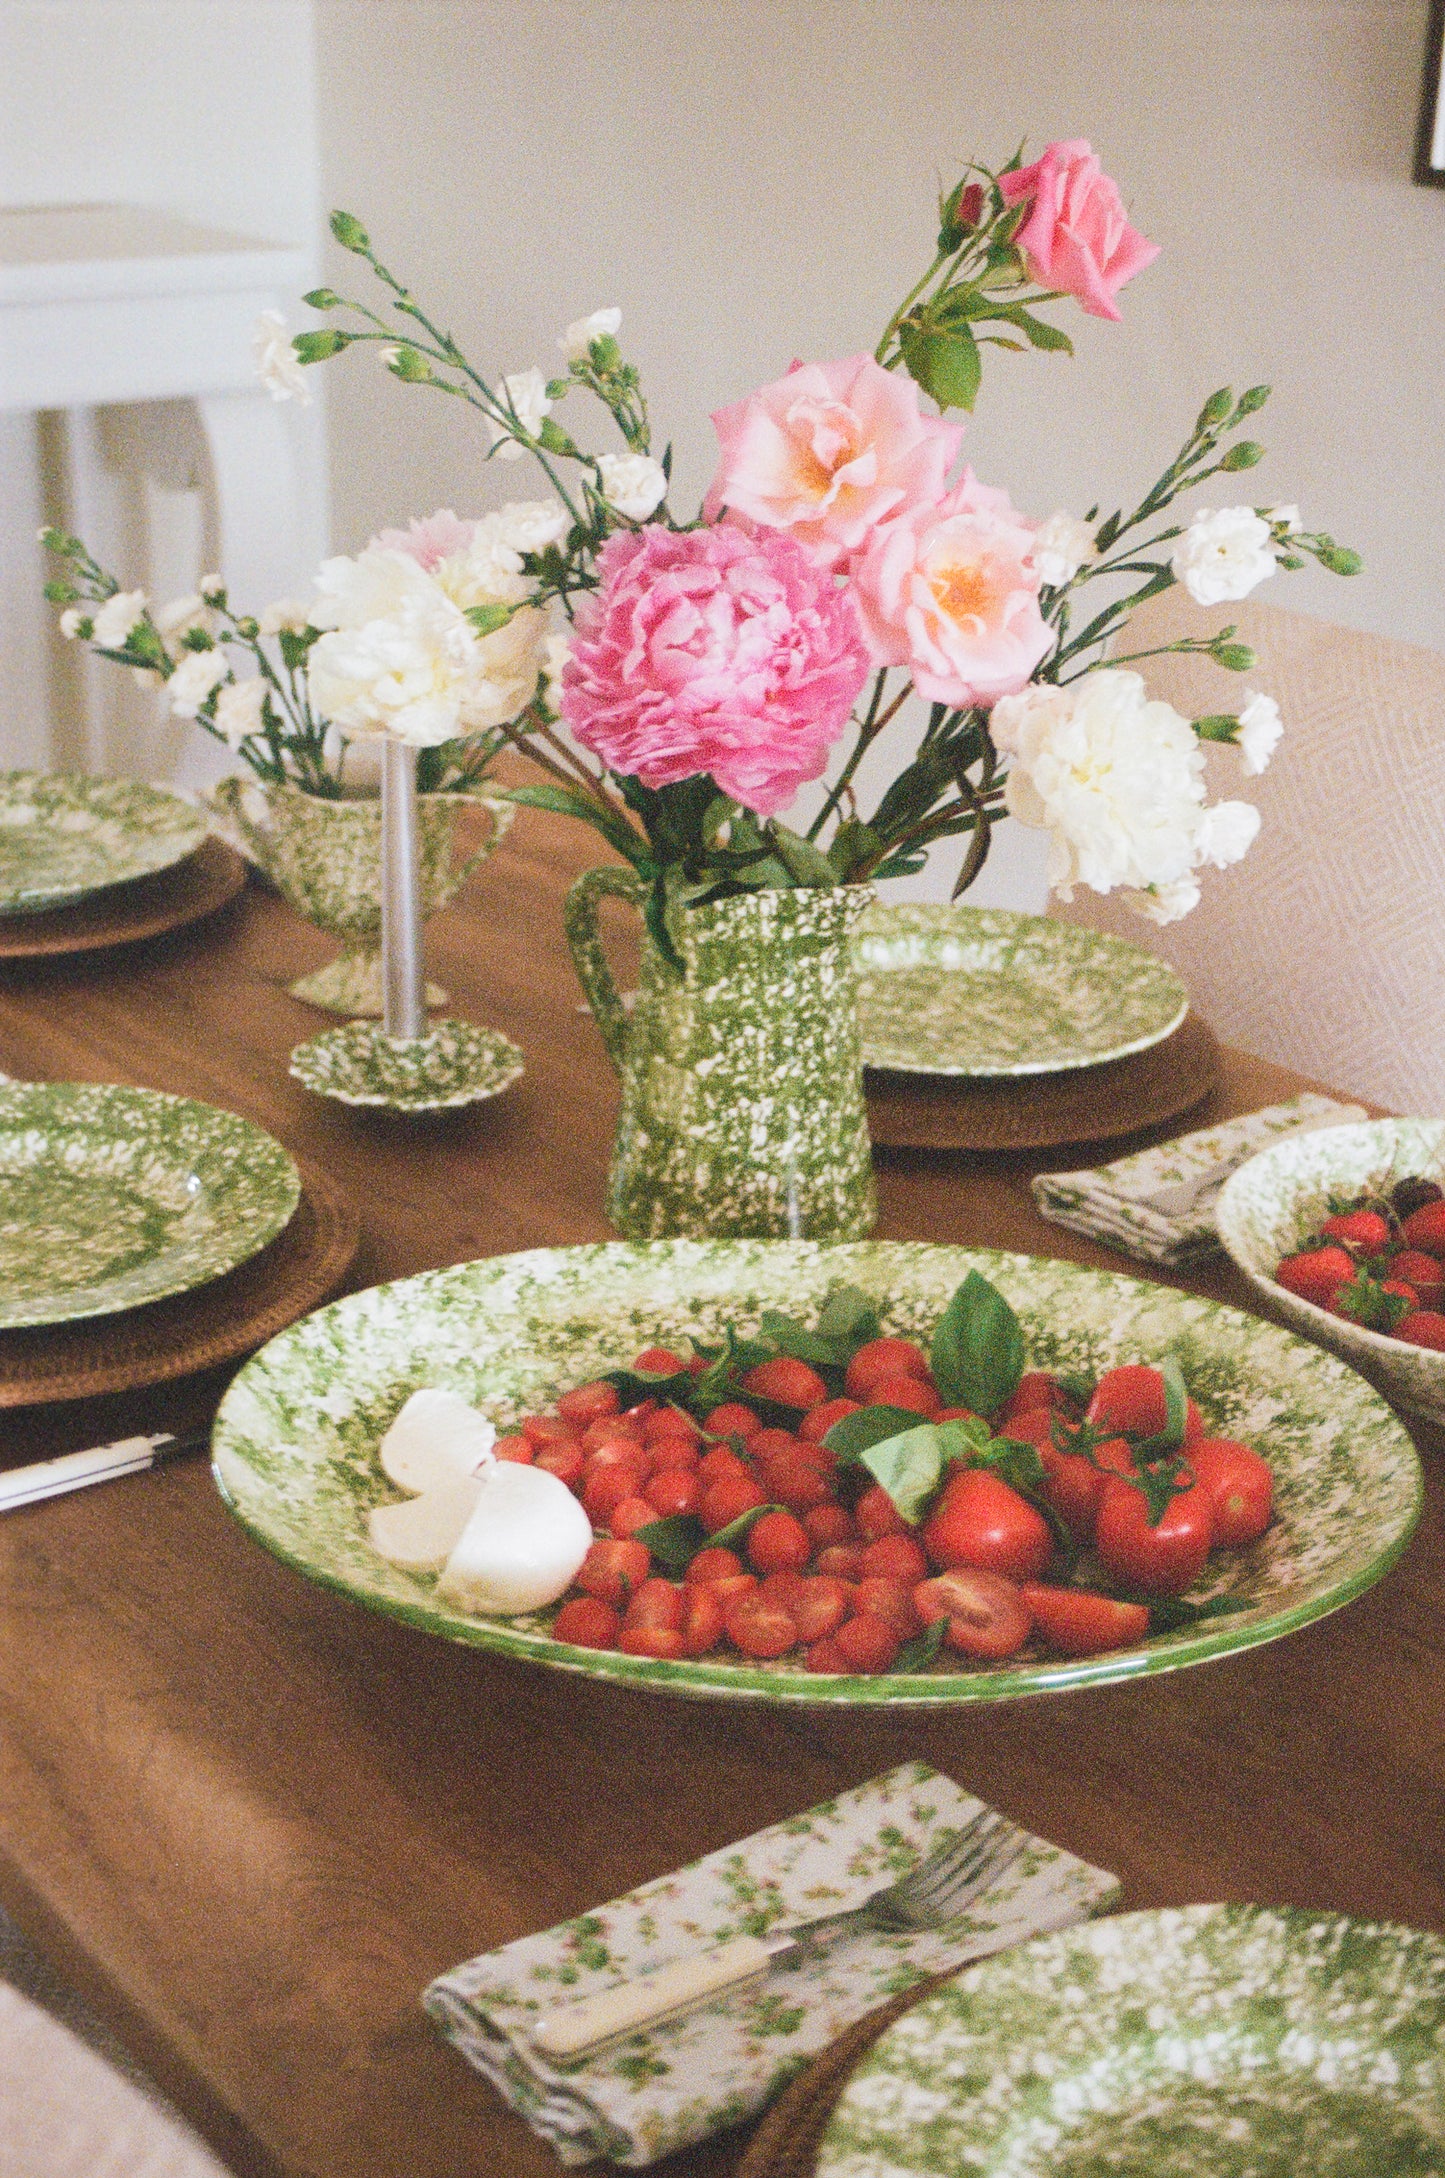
(619, 1626, 686, 1659)
(788, 1575, 852, 1642)
(700, 1474, 768, 1532)
(582, 1464, 647, 1525)
(854, 1484, 908, 1541)
(702, 1402, 761, 1440)
(994, 1407, 1055, 1446)
(686, 1546, 745, 1584)
(760, 1454, 833, 1514)
(679, 1583, 725, 1657)
(1186, 1439, 1273, 1546)
(1087, 1365, 1204, 1446)
(533, 1439, 586, 1489)
(576, 1538, 652, 1607)
(644, 1467, 701, 1519)
(804, 1504, 854, 1548)
(864, 1373, 942, 1419)
(608, 1495, 659, 1539)
(814, 1543, 866, 1580)
(853, 1574, 923, 1638)
(845, 1338, 931, 1400)
(748, 1427, 805, 1463)
(648, 1434, 700, 1474)
(622, 1576, 685, 1633)
(552, 1596, 621, 1649)
(634, 1346, 686, 1374)
(858, 1533, 930, 1583)
(1020, 1583, 1149, 1657)
(697, 1443, 753, 1489)
(583, 1415, 645, 1453)
(557, 1381, 620, 1427)
(999, 1371, 1064, 1423)
(1094, 1475, 1213, 1595)
(645, 1406, 701, 1449)
(740, 1357, 830, 1409)
(1039, 1441, 1108, 1543)
(745, 1508, 812, 1575)
(492, 1433, 535, 1463)
(800, 1397, 862, 1444)
(921, 1468, 1053, 1582)
(521, 1414, 583, 1449)
(706, 1572, 760, 1611)
(803, 1636, 850, 1674)
(831, 1613, 901, 1673)
(725, 1590, 797, 1659)
(913, 1569, 1032, 1659)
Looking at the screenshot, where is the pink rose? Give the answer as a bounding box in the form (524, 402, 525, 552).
(999, 141, 1159, 322)
(852, 470, 1052, 709)
(560, 524, 869, 817)
(706, 355, 962, 572)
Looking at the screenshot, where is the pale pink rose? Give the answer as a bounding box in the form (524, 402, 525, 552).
(372, 509, 476, 571)
(852, 471, 1052, 708)
(705, 355, 962, 572)
(560, 524, 869, 817)
(999, 140, 1159, 322)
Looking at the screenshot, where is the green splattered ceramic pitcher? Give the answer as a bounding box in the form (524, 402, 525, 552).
(565, 870, 877, 1243)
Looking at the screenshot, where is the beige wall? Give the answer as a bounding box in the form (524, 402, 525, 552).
(312, 0, 1443, 904)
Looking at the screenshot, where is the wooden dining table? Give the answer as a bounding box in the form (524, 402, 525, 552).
(0, 803, 1439, 2178)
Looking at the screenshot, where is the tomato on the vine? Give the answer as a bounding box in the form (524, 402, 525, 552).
(1187, 1439, 1274, 1545)
(920, 1468, 1053, 1582)
(1094, 1474, 1213, 1594)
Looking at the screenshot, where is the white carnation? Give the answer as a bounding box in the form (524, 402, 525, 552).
(1171, 505, 1277, 606)
(307, 545, 546, 746)
(58, 607, 89, 640)
(487, 368, 552, 461)
(156, 593, 217, 658)
(495, 500, 569, 554)
(252, 310, 311, 405)
(559, 307, 621, 362)
(167, 647, 230, 718)
(1268, 505, 1301, 534)
(90, 589, 149, 648)
(258, 597, 313, 636)
(992, 666, 1260, 923)
(213, 676, 268, 749)
(1235, 689, 1283, 775)
(199, 572, 226, 601)
(596, 451, 668, 522)
(1031, 511, 1093, 588)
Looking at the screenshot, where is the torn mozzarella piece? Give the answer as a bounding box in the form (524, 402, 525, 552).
(437, 1458, 592, 1615)
(379, 1387, 496, 1495)
(368, 1473, 485, 1571)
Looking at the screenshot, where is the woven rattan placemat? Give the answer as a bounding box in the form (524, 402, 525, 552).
(0, 838, 247, 961)
(0, 1156, 358, 1406)
(866, 1011, 1219, 1153)
(737, 1972, 956, 2178)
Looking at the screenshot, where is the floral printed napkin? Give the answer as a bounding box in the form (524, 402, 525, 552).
(423, 1761, 1118, 2168)
(1031, 1093, 1368, 1268)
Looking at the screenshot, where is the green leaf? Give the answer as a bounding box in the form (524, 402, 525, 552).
(292, 328, 351, 363)
(860, 1420, 980, 1525)
(815, 1284, 882, 1349)
(1143, 1593, 1250, 1633)
(42, 579, 77, 604)
(708, 1502, 780, 1554)
(898, 320, 981, 412)
(972, 1435, 1048, 1496)
(465, 602, 515, 637)
(1132, 1356, 1189, 1463)
(329, 209, 370, 252)
(826, 820, 883, 881)
(1055, 1370, 1097, 1412)
(490, 782, 650, 871)
(755, 1310, 851, 1374)
(768, 822, 840, 889)
(929, 1271, 1026, 1416)
(632, 1514, 709, 1575)
(894, 1615, 949, 1673)
(823, 1404, 939, 1464)
(601, 1363, 695, 1409)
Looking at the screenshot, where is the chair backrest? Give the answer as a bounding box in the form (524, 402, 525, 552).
(1050, 593, 1445, 1113)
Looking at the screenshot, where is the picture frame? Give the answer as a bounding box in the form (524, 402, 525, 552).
(1416, 0, 1445, 185)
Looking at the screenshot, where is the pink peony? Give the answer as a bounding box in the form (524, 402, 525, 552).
(560, 524, 870, 817)
(999, 141, 1159, 322)
(853, 470, 1052, 708)
(372, 508, 476, 571)
(705, 355, 962, 572)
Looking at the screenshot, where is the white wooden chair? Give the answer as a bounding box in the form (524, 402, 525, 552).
(1050, 593, 1445, 1114)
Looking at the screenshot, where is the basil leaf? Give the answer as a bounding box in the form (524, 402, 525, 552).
(823, 1404, 936, 1464)
(894, 1616, 949, 1673)
(632, 1514, 708, 1575)
(929, 1271, 1026, 1415)
(756, 1310, 851, 1374)
(1144, 1593, 1250, 1634)
(706, 1502, 780, 1555)
(814, 1284, 882, 1349)
(860, 1418, 980, 1525)
(1055, 1370, 1097, 1412)
(972, 1434, 1047, 1495)
(602, 1365, 694, 1410)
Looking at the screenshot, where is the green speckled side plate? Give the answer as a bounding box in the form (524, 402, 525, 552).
(853, 903, 1189, 1076)
(0, 772, 208, 915)
(0, 1082, 301, 1328)
(288, 1018, 525, 1111)
(818, 1902, 1445, 2176)
(211, 1239, 1420, 1706)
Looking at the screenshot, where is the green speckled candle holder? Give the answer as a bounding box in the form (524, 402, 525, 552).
(566, 870, 877, 1244)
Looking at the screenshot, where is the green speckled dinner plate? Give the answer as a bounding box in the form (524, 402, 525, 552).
(853, 903, 1189, 1076)
(817, 1902, 1445, 2176)
(0, 772, 208, 915)
(211, 1239, 1420, 1706)
(0, 1082, 301, 1328)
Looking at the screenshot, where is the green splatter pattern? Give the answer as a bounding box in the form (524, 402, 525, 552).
(0, 770, 206, 914)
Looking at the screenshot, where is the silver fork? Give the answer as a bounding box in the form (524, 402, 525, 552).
(527, 1808, 1028, 2059)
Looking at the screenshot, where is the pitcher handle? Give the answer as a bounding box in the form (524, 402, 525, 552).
(449, 792, 516, 886)
(565, 865, 646, 1077)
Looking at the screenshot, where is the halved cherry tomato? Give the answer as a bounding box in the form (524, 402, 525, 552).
(845, 1338, 931, 1400)
(740, 1357, 830, 1409)
(814, 1542, 866, 1580)
(576, 1538, 651, 1607)
(619, 1626, 685, 1659)
(913, 1569, 1032, 1659)
(921, 1468, 1052, 1582)
(725, 1590, 797, 1658)
(1186, 1439, 1273, 1546)
(1020, 1583, 1149, 1657)
(788, 1575, 852, 1642)
(679, 1582, 725, 1657)
(556, 1381, 620, 1427)
(622, 1576, 685, 1633)
(853, 1574, 922, 1638)
(553, 1596, 621, 1649)
(1094, 1474, 1213, 1595)
(521, 1414, 582, 1449)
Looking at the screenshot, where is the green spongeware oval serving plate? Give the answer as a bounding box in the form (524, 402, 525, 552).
(816, 1902, 1445, 2177)
(211, 1239, 1420, 1706)
(0, 1082, 301, 1328)
(853, 903, 1189, 1076)
(0, 772, 208, 915)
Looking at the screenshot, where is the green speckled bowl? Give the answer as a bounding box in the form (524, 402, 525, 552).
(0, 1081, 301, 1328)
(1217, 1118, 1445, 1427)
(0, 772, 207, 915)
(211, 1239, 1420, 1705)
(853, 903, 1188, 1076)
(818, 1902, 1445, 2177)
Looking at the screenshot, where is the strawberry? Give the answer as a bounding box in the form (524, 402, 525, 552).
(1321, 1209, 1391, 1252)
(1329, 1273, 1414, 1332)
(1392, 1251, 1445, 1306)
(1275, 1245, 1354, 1308)
(1402, 1202, 1445, 1257)
(1396, 1310, 1445, 1350)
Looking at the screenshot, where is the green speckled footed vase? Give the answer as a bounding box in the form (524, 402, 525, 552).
(566, 871, 877, 1243)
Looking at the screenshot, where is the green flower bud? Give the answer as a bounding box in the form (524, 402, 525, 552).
(1234, 384, 1271, 416)
(293, 328, 352, 363)
(42, 578, 77, 604)
(1196, 387, 1234, 432)
(1193, 713, 1241, 743)
(329, 210, 370, 252)
(1220, 440, 1265, 470)
(1212, 641, 1257, 672)
(384, 344, 432, 381)
(1320, 545, 1363, 577)
(302, 287, 343, 310)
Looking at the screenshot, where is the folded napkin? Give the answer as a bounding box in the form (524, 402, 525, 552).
(1032, 1092, 1369, 1267)
(423, 1760, 1118, 2168)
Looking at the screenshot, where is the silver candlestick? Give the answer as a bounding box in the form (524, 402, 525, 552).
(381, 735, 426, 1041)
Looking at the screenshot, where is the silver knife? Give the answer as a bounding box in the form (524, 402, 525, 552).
(0, 1432, 209, 1513)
